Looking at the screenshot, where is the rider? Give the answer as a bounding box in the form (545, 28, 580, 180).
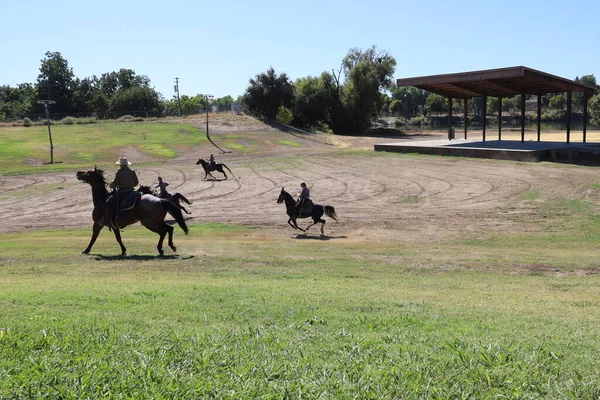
(209, 153, 216, 170)
(294, 182, 310, 216)
(106, 157, 139, 228)
(157, 176, 171, 198)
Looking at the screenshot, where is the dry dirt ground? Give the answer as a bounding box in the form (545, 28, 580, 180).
(2, 116, 600, 244)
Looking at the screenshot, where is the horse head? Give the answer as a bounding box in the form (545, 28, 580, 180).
(277, 187, 287, 204)
(138, 185, 153, 195)
(196, 159, 205, 166)
(76, 167, 105, 186)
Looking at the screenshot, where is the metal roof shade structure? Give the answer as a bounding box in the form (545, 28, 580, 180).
(396, 66, 597, 143)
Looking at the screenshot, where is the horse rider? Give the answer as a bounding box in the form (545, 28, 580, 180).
(295, 182, 310, 216)
(209, 153, 216, 170)
(157, 176, 171, 198)
(106, 157, 139, 228)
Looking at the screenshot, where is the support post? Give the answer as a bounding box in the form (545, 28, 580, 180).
(566, 86, 572, 144)
(520, 93, 526, 143)
(463, 98, 468, 139)
(498, 96, 502, 140)
(537, 94, 542, 142)
(583, 89, 590, 143)
(447, 97, 453, 140)
(482, 96, 487, 142)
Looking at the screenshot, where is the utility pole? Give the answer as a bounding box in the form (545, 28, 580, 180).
(202, 94, 214, 137)
(37, 100, 56, 164)
(174, 77, 181, 117)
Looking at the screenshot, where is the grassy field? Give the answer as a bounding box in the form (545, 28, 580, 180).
(2, 121, 600, 398)
(0, 122, 205, 175)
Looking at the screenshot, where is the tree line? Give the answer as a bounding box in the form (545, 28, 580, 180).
(2, 49, 600, 134)
(0, 51, 235, 121)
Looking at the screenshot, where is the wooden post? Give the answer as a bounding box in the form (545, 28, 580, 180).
(537, 94, 542, 142)
(463, 98, 468, 139)
(566, 86, 572, 144)
(498, 96, 502, 140)
(520, 93, 526, 143)
(583, 89, 589, 143)
(482, 96, 487, 142)
(448, 97, 453, 140)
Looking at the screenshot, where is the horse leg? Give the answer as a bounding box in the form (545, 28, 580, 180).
(221, 170, 228, 180)
(164, 223, 177, 253)
(112, 227, 127, 256)
(83, 222, 103, 254)
(288, 218, 305, 232)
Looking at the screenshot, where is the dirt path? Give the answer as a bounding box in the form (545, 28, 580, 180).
(2, 120, 600, 243)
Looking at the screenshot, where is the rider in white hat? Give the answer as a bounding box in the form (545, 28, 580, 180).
(105, 157, 139, 228)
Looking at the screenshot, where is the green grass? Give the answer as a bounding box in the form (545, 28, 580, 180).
(0, 122, 205, 175)
(2, 221, 600, 398)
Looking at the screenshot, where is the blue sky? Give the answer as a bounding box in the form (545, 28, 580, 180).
(2, 0, 599, 100)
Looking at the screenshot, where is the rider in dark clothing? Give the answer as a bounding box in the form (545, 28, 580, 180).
(294, 182, 310, 216)
(106, 157, 139, 228)
(209, 154, 216, 170)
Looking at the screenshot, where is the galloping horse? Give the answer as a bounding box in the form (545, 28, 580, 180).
(196, 158, 232, 180)
(77, 167, 189, 256)
(138, 185, 193, 215)
(277, 188, 338, 235)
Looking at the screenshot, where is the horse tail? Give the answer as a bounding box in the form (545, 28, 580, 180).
(161, 199, 189, 234)
(222, 163, 232, 173)
(178, 193, 193, 205)
(324, 206, 338, 221)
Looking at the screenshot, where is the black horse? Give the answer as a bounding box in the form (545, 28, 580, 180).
(196, 158, 232, 180)
(138, 185, 193, 215)
(277, 188, 338, 235)
(77, 167, 189, 256)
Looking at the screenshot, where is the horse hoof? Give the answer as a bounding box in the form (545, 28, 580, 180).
(82, 250, 89, 254)
(158, 249, 164, 256)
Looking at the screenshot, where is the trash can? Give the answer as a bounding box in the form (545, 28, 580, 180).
(449, 127, 455, 140)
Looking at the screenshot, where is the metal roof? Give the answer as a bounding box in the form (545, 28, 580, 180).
(396, 66, 597, 98)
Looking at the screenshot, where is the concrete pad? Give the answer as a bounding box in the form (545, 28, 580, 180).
(374, 139, 600, 163)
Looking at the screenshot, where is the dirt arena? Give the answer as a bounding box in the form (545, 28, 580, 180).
(2, 117, 599, 243)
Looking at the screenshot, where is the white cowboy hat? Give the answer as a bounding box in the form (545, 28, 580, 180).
(116, 157, 131, 166)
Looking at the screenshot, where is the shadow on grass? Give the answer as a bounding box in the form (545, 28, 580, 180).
(90, 254, 194, 261)
(293, 234, 347, 241)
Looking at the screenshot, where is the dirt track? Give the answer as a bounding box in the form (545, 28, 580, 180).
(2, 119, 600, 243)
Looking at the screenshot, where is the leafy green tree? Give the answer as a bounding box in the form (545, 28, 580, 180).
(392, 86, 424, 118)
(548, 94, 566, 110)
(243, 67, 293, 119)
(35, 51, 76, 114)
(574, 75, 599, 111)
(0, 84, 35, 120)
(213, 96, 234, 112)
(293, 76, 328, 127)
(276, 106, 293, 125)
(109, 86, 162, 116)
(425, 93, 446, 116)
(589, 93, 600, 126)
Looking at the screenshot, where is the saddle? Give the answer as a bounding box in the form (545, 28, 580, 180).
(118, 191, 142, 211)
(297, 199, 314, 215)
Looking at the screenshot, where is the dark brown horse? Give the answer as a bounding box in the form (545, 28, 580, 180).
(277, 188, 338, 235)
(138, 185, 193, 215)
(77, 167, 189, 256)
(196, 158, 232, 180)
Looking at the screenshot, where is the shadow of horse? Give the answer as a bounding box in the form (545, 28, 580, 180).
(91, 254, 187, 261)
(292, 234, 347, 240)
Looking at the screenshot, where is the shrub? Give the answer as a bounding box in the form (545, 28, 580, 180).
(76, 117, 99, 124)
(59, 116, 77, 125)
(409, 115, 432, 126)
(119, 115, 135, 122)
(276, 106, 293, 125)
(23, 117, 32, 127)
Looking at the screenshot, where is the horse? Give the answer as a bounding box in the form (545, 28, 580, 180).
(138, 185, 193, 215)
(76, 167, 189, 256)
(277, 188, 338, 235)
(196, 158, 232, 180)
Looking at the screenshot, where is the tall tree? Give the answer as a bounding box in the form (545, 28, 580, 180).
(293, 76, 328, 127)
(0, 84, 35, 120)
(589, 93, 600, 126)
(243, 67, 293, 120)
(35, 51, 75, 114)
